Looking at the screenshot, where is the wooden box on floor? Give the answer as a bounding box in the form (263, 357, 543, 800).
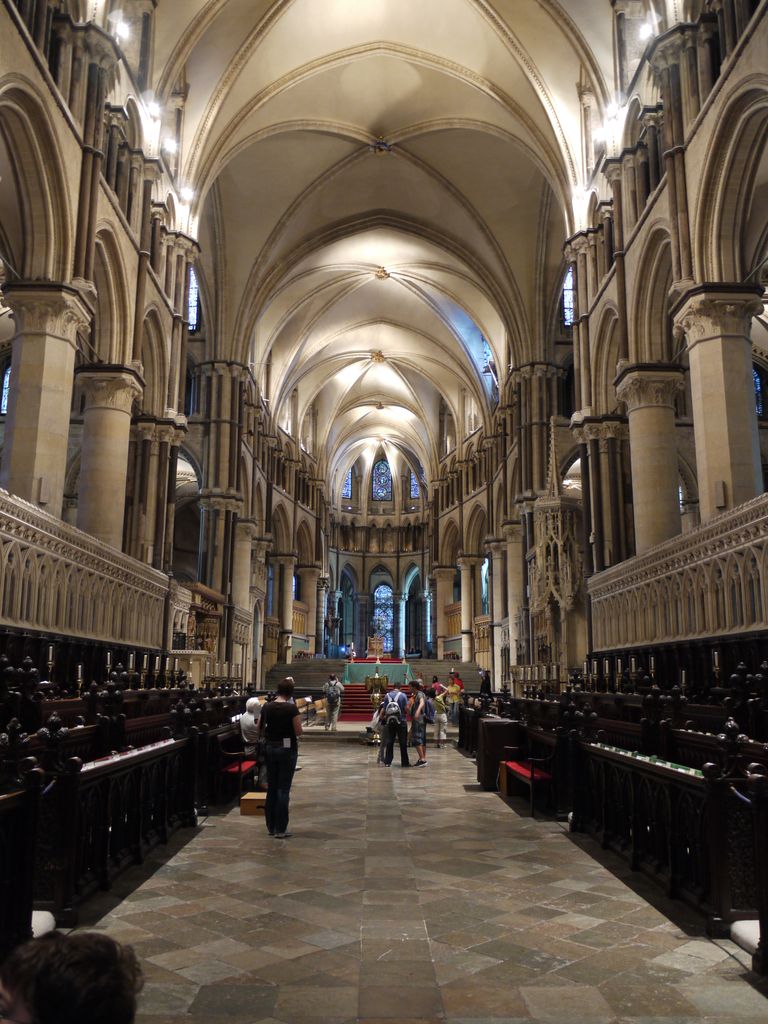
(240, 792, 267, 815)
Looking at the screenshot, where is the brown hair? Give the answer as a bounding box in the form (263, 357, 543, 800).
(277, 676, 295, 698)
(0, 932, 143, 1024)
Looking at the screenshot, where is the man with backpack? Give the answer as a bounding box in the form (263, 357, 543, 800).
(382, 683, 410, 767)
(322, 673, 344, 732)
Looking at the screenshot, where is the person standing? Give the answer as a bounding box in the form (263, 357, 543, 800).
(479, 670, 492, 697)
(323, 673, 344, 731)
(382, 683, 410, 767)
(446, 674, 462, 724)
(431, 685, 448, 748)
(260, 677, 302, 837)
(409, 678, 428, 767)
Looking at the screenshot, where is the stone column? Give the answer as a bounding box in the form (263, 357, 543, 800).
(1, 286, 90, 515)
(393, 592, 405, 658)
(75, 366, 143, 548)
(503, 523, 525, 664)
(458, 557, 476, 662)
(674, 288, 764, 521)
(616, 365, 685, 554)
(421, 586, 431, 657)
(433, 567, 455, 660)
(316, 577, 329, 656)
(356, 593, 370, 654)
(489, 539, 506, 687)
(279, 555, 297, 663)
(232, 520, 256, 611)
(298, 566, 320, 654)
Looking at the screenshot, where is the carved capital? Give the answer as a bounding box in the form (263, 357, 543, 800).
(4, 285, 91, 346)
(615, 366, 685, 412)
(77, 367, 142, 414)
(674, 288, 764, 351)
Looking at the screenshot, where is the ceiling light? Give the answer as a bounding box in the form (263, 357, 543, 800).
(180, 186, 195, 203)
(162, 137, 178, 154)
(147, 101, 161, 119)
(605, 102, 619, 121)
(115, 19, 130, 40)
(639, 22, 654, 40)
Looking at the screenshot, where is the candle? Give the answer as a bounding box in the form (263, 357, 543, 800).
(128, 652, 135, 671)
(47, 644, 54, 663)
(650, 656, 655, 673)
(681, 668, 687, 688)
(583, 661, 588, 677)
(174, 657, 179, 671)
(630, 655, 637, 674)
(603, 658, 609, 676)
(154, 655, 160, 672)
(592, 659, 598, 675)
(76, 663, 83, 682)
(617, 658, 623, 675)
(713, 650, 720, 670)
(106, 651, 112, 669)
(142, 652, 148, 670)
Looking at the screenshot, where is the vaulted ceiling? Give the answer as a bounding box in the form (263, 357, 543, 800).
(151, 0, 614, 493)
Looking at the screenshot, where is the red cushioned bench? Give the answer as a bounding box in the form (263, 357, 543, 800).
(499, 748, 554, 818)
(214, 732, 259, 802)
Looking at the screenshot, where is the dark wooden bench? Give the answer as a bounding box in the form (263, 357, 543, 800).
(211, 730, 258, 803)
(499, 730, 557, 817)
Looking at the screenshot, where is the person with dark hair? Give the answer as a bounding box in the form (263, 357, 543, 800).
(259, 675, 302, 837)
(0, 931, 142, 1024)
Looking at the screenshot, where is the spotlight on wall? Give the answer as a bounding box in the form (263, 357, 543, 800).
(180, 186, 195, 203)
(147, 101, 161, 120)
(115, 19, 130, 41)
(162, 137, 178, 154)
(639, 22, 655, 40)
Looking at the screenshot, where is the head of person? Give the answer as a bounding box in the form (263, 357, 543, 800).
(277, 677, 295, 699)
(329, 674, 337, 682)
(0, 932, 143, 1024)
(411, 679, 421, 691)
(245, 697, 260, 716)
(432, 676, 438, 684)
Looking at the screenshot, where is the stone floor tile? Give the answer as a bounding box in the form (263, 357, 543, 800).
(80, 743, 768, 1024)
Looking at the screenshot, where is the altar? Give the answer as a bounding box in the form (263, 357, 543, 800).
(342, 661, 415, 686)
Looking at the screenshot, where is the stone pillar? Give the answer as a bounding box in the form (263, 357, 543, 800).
(232, 520, 256, 611)
(458, 557, 476, 662)
(504, 523, 525, 664)
(616, 365, 685, 554)
(75, 366, 143, 548)
(316, 577, 329, 656)
(279, 555, 297, 663)
(298, 566, 320, 654)
(356, 593, 370, 654)
(674, 288, 764, 521)
(489, 539, 506, 687)
(393, 592, 405, 658)
(1, 286, 90, 515)
(433, 567, 455, 660)
(421, 586, 431, 657)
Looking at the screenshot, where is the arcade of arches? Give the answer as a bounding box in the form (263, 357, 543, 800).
(0, 2, 767, 689)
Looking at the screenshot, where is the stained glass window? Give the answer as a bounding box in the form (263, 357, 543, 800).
(755, 367, 765, 419)
(188, 267, 200, 333)
(562, 266, 575, 328)
(0, 364, 10, 415)
(372, 459, 392, 500)
(342, 468, 352, 499)
(372, 583, 394, 653)
(410, 471, 420, 499)
(480, 558, 489, 615)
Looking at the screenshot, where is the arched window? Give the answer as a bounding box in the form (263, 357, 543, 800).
(410, 471, 420, 499)
(341, 468, 352, 499)
(0, 362, 11, 415)
(372, 583, 394, 653)
(372, 459, 392, 500)
(480, 557, 489, 615)
(188, 267, 200, 334)
(561, 266, 575, 328)
(754, 365, 767, 420)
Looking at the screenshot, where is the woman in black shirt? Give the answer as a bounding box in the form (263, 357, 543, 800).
(259, 677, 302, 837)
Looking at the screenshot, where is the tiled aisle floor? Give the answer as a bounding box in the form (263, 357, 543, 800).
(80, 743, 768, 1023)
